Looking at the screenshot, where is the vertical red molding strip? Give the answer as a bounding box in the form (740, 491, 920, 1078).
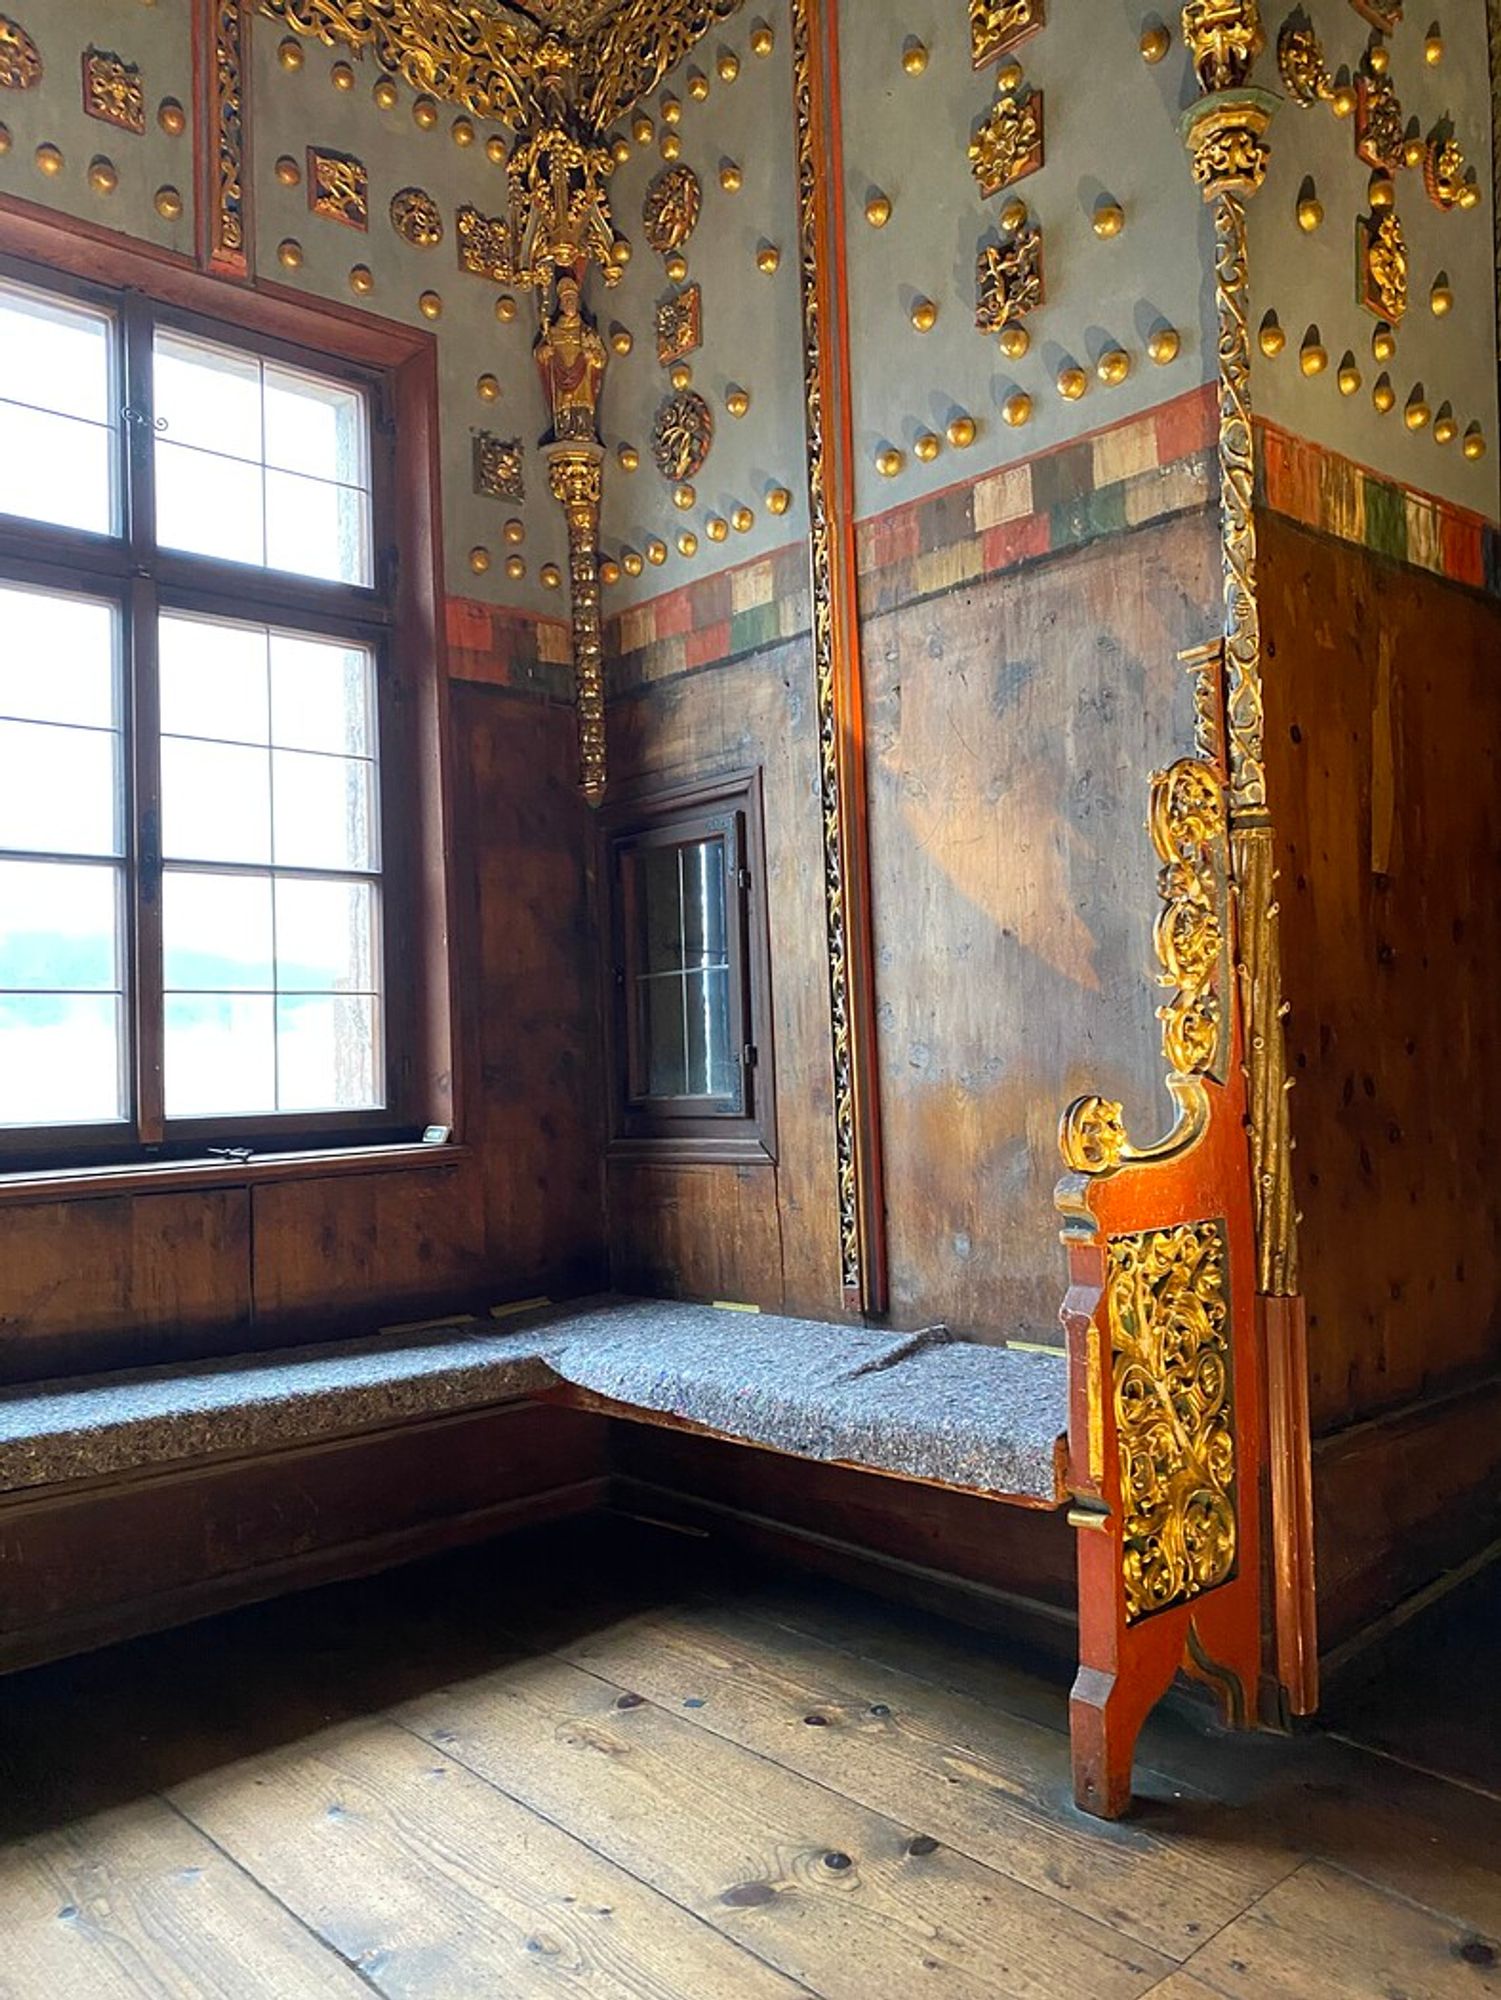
(790, 0, 888, 1314)
(194, 0, 252, 280)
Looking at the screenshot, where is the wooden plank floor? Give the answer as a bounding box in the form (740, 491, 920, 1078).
(1, 1516, 1499, 1999)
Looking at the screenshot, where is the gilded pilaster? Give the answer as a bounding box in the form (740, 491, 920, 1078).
(547, 446, 607, 802)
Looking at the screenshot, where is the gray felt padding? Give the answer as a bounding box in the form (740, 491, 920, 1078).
(0, 1295, 1067, 1503)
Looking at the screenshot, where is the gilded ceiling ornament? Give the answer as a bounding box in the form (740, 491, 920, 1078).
(207, 0, 248, 277)
(1359, 206, 1407, 321)
(975, 224, 1043, 337)
(1348, 0, 1400, 28)
(307, 146, 368, 227)
(390, 185, 444, 245)
(968, 83, 1044, 199)
(642, 162, 701, 256)
(534, 268, 608, 443)
(1180, 0, 1264, 93)
(655, 281, 701, 365)
(969, 0, 1044, 70)
(473, 429, 525, 500)
(1275, 16, 1330, 106)
(1354, 71, 1403, 171)
(1423, 130, 1467, 211)
(83, 48, 146, 133)
(0, 14, 40, 89)
(651, 387, 714, 479)
(456, 203, 515, 279)
(1185, 96, 1272, 198)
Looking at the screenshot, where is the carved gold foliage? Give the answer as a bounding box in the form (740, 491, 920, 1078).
(968, 85, 1044, 199)
(209, 0, 247, 273)
(975, 224, 1043, 335)
(0, 13, 40, 89)
(1424, 131, 1468, 212)
(390, 185, 444, 245)
(473, 429, 525, 499)
(308, 146, 368, 228)
(969, 0, 1044, 70)
(655, 281, 701, 365)
(1276, 16, 1330, 105)
(83, 47, 145, 132)
(576, 0, 740, 133)
(547, 443, 606, 799)
(1181, 0, 1264, 93)
(1355, 71, 1404, 172)
(1108, 1220, 1238, 1625)
(651, 388, 713, 479)
(1359, 206, 1407, 321)
(642, 163, 701, 256)
(457, 203, 515, 279)
(1186, 98, 1272, 198)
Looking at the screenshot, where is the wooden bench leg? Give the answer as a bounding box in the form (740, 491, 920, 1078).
(1068, 1521, 1183, 1819)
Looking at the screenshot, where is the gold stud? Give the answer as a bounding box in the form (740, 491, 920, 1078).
(413, 96, 439, 130)
(88, 157, 119, 196)
(1092, 202, 1125, 239)
(1425, 29, 1444, 64)
(998, 323, 1030, 360)
(1057, 366, 1088, 400)
(1458, 178, 1481, 211)
(1337, 354, 1361, 396)
(418, 290, 442, 320)
(670, 362, 693, 390)
(1097, 348, 1131, 386)
(374, 78, 399, 110)
(1147, 326, 1181, 365)
(914, 431, 941, 462)
(1140, 23, 1170, 62)
(947, 414, 977, 448)
(610, 326, 634, 356)
(665, 251, 688, 282)
(1434, 407, 1458, 446)
(718, 50, 740, 82)
(1463, 425, 1486, 461)
(678, 531, 698, 557)
(732, 506, 754, 532)
(865, 194, 892, 227)
(331, 61, 355, 90)
(1372, 321, 1396, 363)
(158, 98, 186, 136)
(468, 547, 491, 575)
(154, 185, 183, 221)
(495, 295, 518, 323)
(674, 483, 696, 509)
(1296, 192, 1323, 232)
(1299, 332, 1327, 377)
(876, 446, 904, 477)
(720, 161, 743, 192)
(911, 298, 937, 332)
(903, 40, 929, 75)
(618, 444, 640, 472)
(278, 37, 303, 70)
(999, 197, 1028, 232)
(599, 558, 620, 584)
(766, 485, 792, 514)
(350, 265, 375, 295)
(541, 563, 563, 588)
(661, 97, 682, 126)
(277, 238, 304, 269)
(661, 131, 682, 161)
(751, 23, 774, 55)
(611, 237, 632, 269)
(1259, 313, 1286, 359)
(632, 112, 653, 143)
(1331, 80, 1356, 118)
(757, 244, 780, 274)
(451, 116, 475, 147)
(611, 135, 630, 164)
(503, 518, 525, 545)
(1404, 391, 1430, 431)
(646, 538, 668, 565)
(1372, 372, 1395, 413)
(275, 154, 300, 186)
(623, 549, 645, 575)
(726, 388, 750, 418)
(996, 60, 1023, 91)
(1002, 392, 1032, 427)
(34, 144, 63, 178)
(1367, 41, 1389, 77)
(688, 71, 710, 101)
(707, 515, 729, 542)
(477, 374, 500, 401)
(1368, 171, 1395, 211)
(1430, 274, 1453, 317)
(505, 554, 526, 581)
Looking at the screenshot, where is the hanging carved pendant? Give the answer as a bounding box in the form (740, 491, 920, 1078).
(473, 430, 525, 500)
(390, 187, 444, 247)
(651, 388, 714, 480)
(969, 0, 1044, 69)
(1276, 19, 1330, 106)
(0, 13, 40, 88)
(642, 163, 702, 256)
(83, 47, 145, 132)
(968, 84, 1044, 199)
(655, 281, 702, 365)
(307, 147, 368, 229)
(1181, 0, 1264, 94)
(975, 225, 1043, 335)
(1355, 71, 1404, 172)
(1359, 207, 1407, 321)
(457, 204, 515, 281)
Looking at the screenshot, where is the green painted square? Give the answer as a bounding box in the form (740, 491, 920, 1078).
(1364, 477, 1407, 562)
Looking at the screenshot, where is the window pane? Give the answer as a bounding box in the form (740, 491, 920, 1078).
(160, 738, 271, 865)
(0, 860, 119, 992)
(155, 441, 266, 569)
(163, 872, 274, 991)
(276, 878, 378, 992)
(153, 330, 262, 462)
(272, 750, 377, 872)
(265, 468, 370, 587)
(637, 847, 686, 974)
(640, 974, 688, 1098)
(0, 281, 113, 424)
(0, 993, 123, 1127)
(0, 720, 119, 856)
(0, 403, 113, 536)
(683, 965, 737, 1101)
(159, 613, 270, 745)
(269, 633, 374, 755)
(264, 364, 368, 485)
(0, 585, 116, 728)
(164, 994, 276, 1118)
(681, 839, 729, 965)
(276, 994, 380, 1111)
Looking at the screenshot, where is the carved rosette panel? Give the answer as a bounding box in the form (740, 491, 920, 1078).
(655, 282, 702, 364)
(1107, 1219, 1238, 1625)
(308, 147, 368, 228)
(968, 86, 1044, 199)
(976, 225, 1043, 334)
(643, 163, 702, 256)
(83, 48, 146, 133)
(969, 0, 1044, 69)
(457, 204, 515, 280)
(390, 186, 444, 246)
(0, 13, 41, 89)
(473, 431, 525, 500)
(651, 389, 714, 480)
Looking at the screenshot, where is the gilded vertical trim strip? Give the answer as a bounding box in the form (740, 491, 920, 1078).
(195, 0, 250, 278)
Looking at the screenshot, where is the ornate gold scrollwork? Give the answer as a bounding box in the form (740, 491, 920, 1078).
(1424, 131, 1469, 212)
(208, 0, 249, 274)
(1275, 16, 1330, 106)
(1181, 0, 1264, 93)
(1360, 207, 1407, 322)
(643, 163, 702, 257)
(473, 430, 525, 500)
(390, 185, 444, 246)
(975, 224, 1043, 337)
(308, 146, 368, 227)
(0, 13, 41, 89)
(83, 48, 146, 131)
(969, 0, 1044, 70)
(547, 445, 606, 801)
(655, 282, 702, 365)
(1108, 1219, 1238, 1624)
(968, 82, 1044, 198)
(651, 389, 713, 480)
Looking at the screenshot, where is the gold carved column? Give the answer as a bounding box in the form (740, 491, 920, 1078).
(547, 443, 607, 800)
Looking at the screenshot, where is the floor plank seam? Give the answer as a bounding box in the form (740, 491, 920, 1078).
(1325, 1731, 1501, 1809)
(1313, 1850, 1501, 1942)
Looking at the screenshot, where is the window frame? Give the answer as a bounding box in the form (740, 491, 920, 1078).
(602, 768, 776, 1163)
(0, 237, 455, 1173)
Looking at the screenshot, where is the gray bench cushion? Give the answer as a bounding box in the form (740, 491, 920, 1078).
(0, 1296, 1067, 1505)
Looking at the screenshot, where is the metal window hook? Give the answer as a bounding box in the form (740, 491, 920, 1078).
(120, 405, 167, 432)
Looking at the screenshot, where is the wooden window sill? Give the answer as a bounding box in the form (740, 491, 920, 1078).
(0, 1142, 471, 1208)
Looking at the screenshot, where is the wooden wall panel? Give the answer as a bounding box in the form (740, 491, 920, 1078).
(607, 1161, 785, 1306)
(1261, 517, 1501, 1434)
